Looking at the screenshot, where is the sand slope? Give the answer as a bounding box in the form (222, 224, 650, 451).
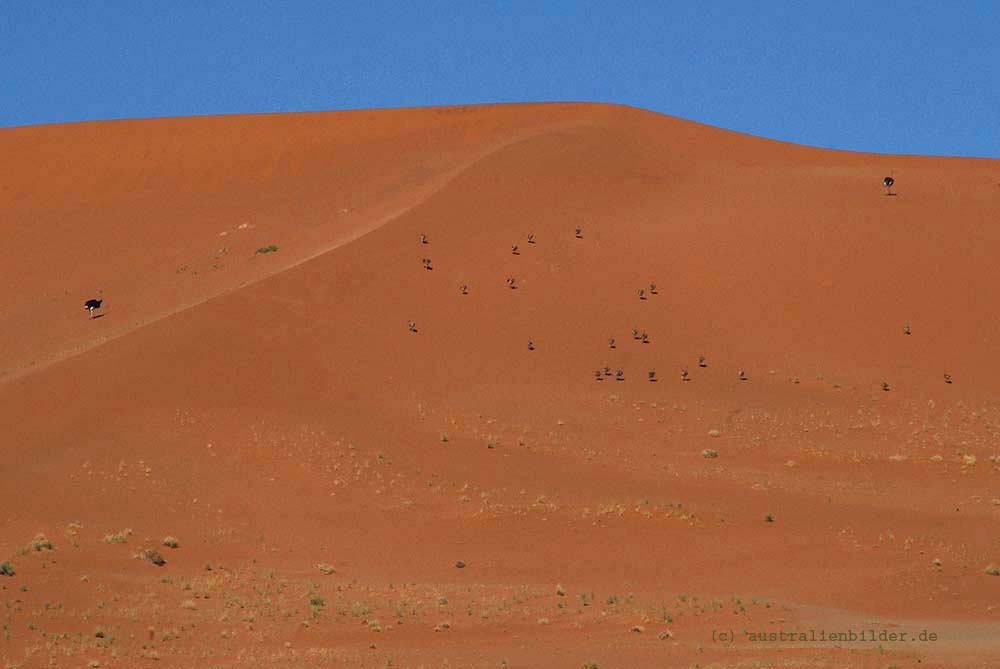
(2, 103, 999, 668)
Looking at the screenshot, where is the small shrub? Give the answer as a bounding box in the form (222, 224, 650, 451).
(582, 662, 599, 669)
(317, 563, 336, 575)
(440, 432, 449, 442)
(31, 534, 54, 551)
(556, 584, 566, 597)
(702, 449, 719, 459)
(986, 563, 1000, 576)
(0, 561, 15, 576)
(103, 529, 132, 544)
(162, 537, 179, 549)
(763, 513, 774, 523)
(309, 593, 326, 609)
(255, 245, 279, 254)
(137, 548, 166, 566)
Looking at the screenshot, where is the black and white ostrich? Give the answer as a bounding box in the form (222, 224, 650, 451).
(883, 176, 895, 196)
(84, 290, 104, 319)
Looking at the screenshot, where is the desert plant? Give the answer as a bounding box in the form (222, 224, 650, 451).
(162, 537, 179, 549)
(0, 561, 14, 576)
(764, 513, 774, 523)
(702, 449, 719, 459)
(440, 432, 449, 442)
(680, 368, 689, 381)
(986, 563, 1000, 576)
(698, 355, 707, 367)
(255, 245, 279, 254)
(317, 563, 336, 575)
(31, 534, 54, 551)
(136, 548, 166, 566)
(103, 529, 132, 544)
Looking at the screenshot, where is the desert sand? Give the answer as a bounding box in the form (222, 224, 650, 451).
(2, 102, 999, 668)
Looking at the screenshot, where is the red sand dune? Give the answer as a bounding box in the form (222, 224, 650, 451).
(2, 102, 999, 668)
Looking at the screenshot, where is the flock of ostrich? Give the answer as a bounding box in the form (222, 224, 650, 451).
(404, 176, 953, 392)
(410, 224, 747, 386)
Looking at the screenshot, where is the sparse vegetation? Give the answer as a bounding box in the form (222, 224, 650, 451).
(0, 561, 14, 576)
(440, 432, 449, 442)
(255, 244, 279, 254)
(31, 534, 54, 551)
(986, 563, 1000, 576)
(162, 536, 179, 549)
(317, 563, 336, 575)
(103, 528, 132, 544)
(136, 548, 166, 566)
(702, 449, 719, 459)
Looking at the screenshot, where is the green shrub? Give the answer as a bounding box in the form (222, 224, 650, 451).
(255, 245, 279, 254)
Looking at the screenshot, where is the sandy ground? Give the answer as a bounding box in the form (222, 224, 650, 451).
(2, 102, 999, 668)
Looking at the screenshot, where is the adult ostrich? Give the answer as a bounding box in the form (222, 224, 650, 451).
(84, 290, 104, 319)
(883, 176, 895, 196)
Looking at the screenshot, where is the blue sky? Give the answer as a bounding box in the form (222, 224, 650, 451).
(2, 2, 998, 156)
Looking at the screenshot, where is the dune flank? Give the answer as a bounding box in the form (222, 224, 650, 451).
(2, 102, 999, 668)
